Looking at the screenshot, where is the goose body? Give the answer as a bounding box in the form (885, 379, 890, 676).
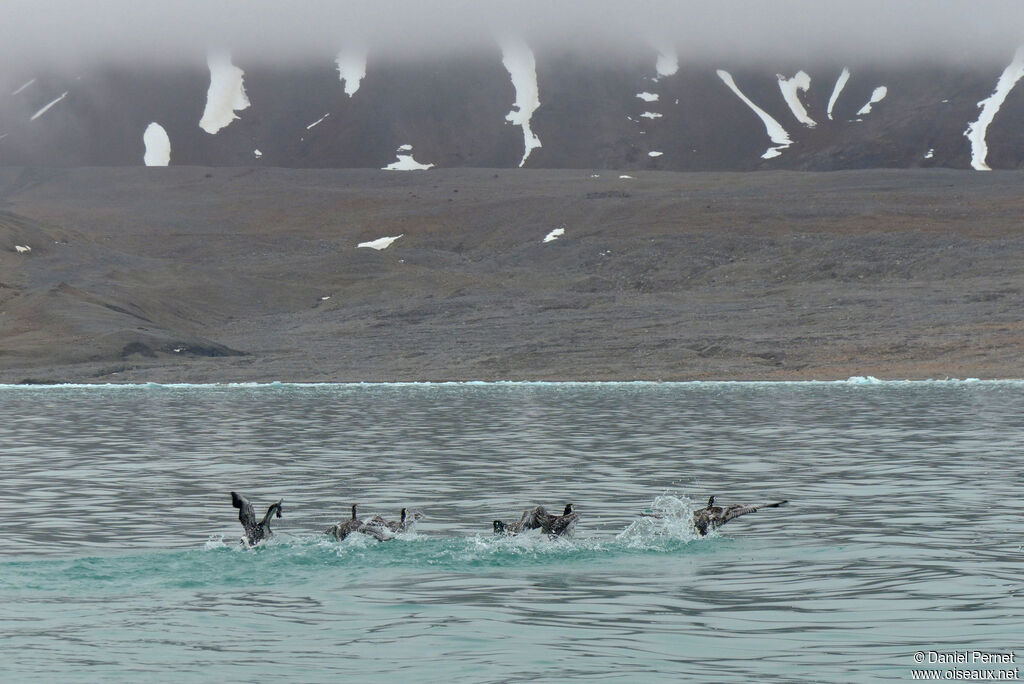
(494, 503, 578, 538)
(378, 508, 420, 533)
(691, 495, 788, 536)
(231, 491, 282, 547)
(326, 503, 363, 540)
(326, 504, 392, 542)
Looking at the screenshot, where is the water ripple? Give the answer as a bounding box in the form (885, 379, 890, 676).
(2, 382, 1023, 681)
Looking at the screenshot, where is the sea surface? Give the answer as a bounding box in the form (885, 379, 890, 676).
(1, 381, 1021, 682)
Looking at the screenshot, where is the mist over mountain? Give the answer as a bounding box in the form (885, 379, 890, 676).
(0, 2, 1022, 171)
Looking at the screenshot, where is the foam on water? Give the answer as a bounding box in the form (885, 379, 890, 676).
(617, 494, 702, 548)
(2, 507, 709, 594)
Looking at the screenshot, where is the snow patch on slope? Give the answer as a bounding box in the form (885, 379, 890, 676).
(964, 46, 1024, 171)
(199, 52, 249, 134)
(358, 235, 403, 250)
(143, 122, 170, 166)
(636, 92, 659, 102)
(777, 71, 815, 127)
(827, 67, 850, 120)
(12, 78, 36, 95)
(543, 227, 564, 243)
(306, 113, 330, 130)
(383, 145, 434, 170)
(336, 50, 367, 97)
(30, 91, 68, 121)
(716, 70, 792, 159)
(655, 45, 679, 77)
(856, 86, 887, 116)
(500, 38, 542, 167)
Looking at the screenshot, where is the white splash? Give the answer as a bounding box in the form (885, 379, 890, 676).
(30, 91, 68, 121)
(11, 78, 36, 95)
(777, 71, 816, 127)
(500, 38, 542, 167)
(254, 149, 262, 158)
(924, 148, 934, 159)
(358, 234, 403, 250)
(383, 153, 434, 171)
(543, 227, 564, 243)
(648, 151, 663, 157)
(827, 67, 850, 120)
(306, 113, 330, 130)
(636, 92, 659, 102)
(14, 245, 31, 254)
(655, 45, 679, 77)
(199, 52, 249, 134)
(336, 50, 367, 97)
(397, 144, 413, 151)
(856, 86, 888, 116)
(617, 495, 701, 546)
(716, 70, 792, 159)
(619, 174, 633, 179)
(964, 46, 1024, 171)
(142, 122, 170, 166)
(640, 111, 662, 119)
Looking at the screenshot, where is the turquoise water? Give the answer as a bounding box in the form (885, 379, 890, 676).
(1, 381, 1022, 682)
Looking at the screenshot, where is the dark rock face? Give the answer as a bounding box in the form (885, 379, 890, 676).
(1, 51, 1022, 171)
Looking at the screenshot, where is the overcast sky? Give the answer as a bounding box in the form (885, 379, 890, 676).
(3, 0, 1021, 68)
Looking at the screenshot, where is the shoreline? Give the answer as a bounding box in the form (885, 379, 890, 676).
(1, 377, 1019, 389)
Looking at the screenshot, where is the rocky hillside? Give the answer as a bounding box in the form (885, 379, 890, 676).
(3, 167, 1024, 383)
(1, 45, 1023, 171)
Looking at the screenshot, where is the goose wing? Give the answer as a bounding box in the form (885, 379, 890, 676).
(231, 491, 256, 531)
(546, 512, 578, 537)
(721, 500, 788, 524)
(519, 505, 551, 530)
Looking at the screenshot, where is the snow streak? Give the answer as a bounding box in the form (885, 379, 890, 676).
(827, 67, 850, 120)
(199, 52, 249, 134)
(716, 69, 792, 159)
(143, 122, 170, 166)
(500, 38, 542, 167)
(964, 45, 1024, 171)
(777, 71, 815, 127)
